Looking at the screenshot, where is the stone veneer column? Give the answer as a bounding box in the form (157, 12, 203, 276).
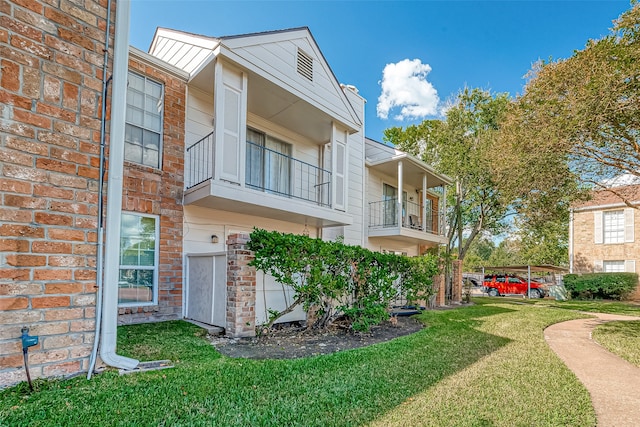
(452, 260, 463, 303)
(226, 233, 256, 337)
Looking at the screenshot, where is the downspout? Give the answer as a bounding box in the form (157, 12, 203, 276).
(569, 208, 574, 274)
(99, 0, 138, 371)
(87, 0, 113, 380)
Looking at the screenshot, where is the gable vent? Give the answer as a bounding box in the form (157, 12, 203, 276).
(297, 49, 313, 81)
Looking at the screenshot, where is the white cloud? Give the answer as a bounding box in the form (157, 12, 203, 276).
(376, 59, 440, 121)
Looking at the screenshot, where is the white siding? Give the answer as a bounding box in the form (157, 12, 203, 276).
(185, 87, 214, 145)
(183, 205, 317, 325)
(229, 36, 358, 129)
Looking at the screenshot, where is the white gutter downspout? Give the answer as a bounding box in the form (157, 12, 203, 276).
(100, 0, 138, 371)
(569, 208, 574, 274)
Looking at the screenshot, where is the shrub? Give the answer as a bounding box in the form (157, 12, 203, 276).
(247, 228, 441, 331)
(563, 273, 638, 300)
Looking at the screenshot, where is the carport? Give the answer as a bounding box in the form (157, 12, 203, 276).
(476, 264, 569, 298)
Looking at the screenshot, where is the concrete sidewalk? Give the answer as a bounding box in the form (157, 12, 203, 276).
(544, 313, 640, 427)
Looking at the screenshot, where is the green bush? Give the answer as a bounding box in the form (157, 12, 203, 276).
(563, 273, 638, 300)
(247, 228, 441, 331)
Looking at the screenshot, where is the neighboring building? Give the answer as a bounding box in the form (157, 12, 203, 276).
(570, 185, 640, 300)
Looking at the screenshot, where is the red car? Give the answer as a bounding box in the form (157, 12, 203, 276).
(483, 274, 547, 298)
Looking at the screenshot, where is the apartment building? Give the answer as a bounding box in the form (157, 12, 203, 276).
(570, 184, 640, 299)
(0, 7, 451, 387)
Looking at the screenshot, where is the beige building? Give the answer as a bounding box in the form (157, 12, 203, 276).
(570, 185, 640, 299)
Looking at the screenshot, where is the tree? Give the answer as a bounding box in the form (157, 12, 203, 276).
(498, 4, 640, 206)
(384, 88, 512, 261)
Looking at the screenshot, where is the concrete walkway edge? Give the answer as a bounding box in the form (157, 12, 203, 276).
(544, 313, 640, 427)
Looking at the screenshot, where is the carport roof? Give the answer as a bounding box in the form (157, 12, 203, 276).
(476, 265, 569, 274)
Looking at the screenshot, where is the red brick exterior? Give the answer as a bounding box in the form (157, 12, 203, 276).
(0, 0, 116, 387)
(225, 233, 256, 337)
(117, 54, 186, 324)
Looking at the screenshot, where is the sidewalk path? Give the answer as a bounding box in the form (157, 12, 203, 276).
(544, 312, 640, 427)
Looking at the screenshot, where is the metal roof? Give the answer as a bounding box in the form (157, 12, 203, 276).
(477, 265, 569, 274)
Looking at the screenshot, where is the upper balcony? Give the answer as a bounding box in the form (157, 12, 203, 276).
(368, 198, 447, 245)
(365, 138, 452, 246)
(184, 131, 352, 227)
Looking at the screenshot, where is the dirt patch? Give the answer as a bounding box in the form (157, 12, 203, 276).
(210, 316, 425, 359)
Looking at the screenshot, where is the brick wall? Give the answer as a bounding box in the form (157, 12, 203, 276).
(0, 0, 115, 387)
(226, 233, 256, 337)
(573, 208, 640, 300)
(117, 53, 186, 324)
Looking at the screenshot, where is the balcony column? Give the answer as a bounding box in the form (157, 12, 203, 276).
(441, 185, 447, 235)
(422, 173, 428, 232)
(397, 160, 403, 228)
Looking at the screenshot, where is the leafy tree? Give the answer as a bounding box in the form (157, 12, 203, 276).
(384, 88, 512, 261)
(498, 3, 640, 206)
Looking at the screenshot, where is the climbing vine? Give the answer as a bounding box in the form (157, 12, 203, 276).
(248, 228, 441, 331)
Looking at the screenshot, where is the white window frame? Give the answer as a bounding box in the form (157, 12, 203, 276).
(603, 260, 625, 273)
(124, 71, 164, 169)
(118, 212, 159, 307)
(603, 210, 625, 244)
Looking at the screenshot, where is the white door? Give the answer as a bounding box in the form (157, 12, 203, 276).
(186, 254, 227, 327)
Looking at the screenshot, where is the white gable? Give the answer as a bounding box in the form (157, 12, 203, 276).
(219, 28, 361, 131)
(149, 28, 218, 75)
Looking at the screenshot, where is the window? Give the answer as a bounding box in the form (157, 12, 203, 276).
(118, 213, 158, 305)
(125, 71, 163, 168)
(603, 210, 624, 244)
(245, 128, 291, 196)
(603, 261, 625, 273)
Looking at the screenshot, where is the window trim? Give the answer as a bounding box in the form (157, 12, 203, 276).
(125, 70, 164, 169)
(603, 260, 625, 273)
(118, 212, 160, 307)
(603, 209, 625, 244)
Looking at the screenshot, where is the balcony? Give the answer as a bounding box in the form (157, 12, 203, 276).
(368, 198, 447, 245)
(184, 132, 351, 227)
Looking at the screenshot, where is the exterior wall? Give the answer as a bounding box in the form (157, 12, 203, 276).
(0, 0, 115, 388)
(117, 55, 186, 324)
(230, 36, 356, 128)
(572, 207, 640, 300)
(183, 205, 316, 327)
(340, 87, 366, 247)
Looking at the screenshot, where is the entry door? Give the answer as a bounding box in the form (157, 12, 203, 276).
(186, 254, 226, 327)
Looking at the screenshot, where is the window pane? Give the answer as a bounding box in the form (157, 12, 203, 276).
(118, 214, 157, 305)
(125, 72, 163, 168)
(604, 210, 624, 244)
(128, 73, 144, 91)
(603, 261, 625, 272)
(118, 269, 154, 304)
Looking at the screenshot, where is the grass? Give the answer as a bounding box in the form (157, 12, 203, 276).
(593, 321, 640, 368)
(507, 297, 640, 316)
(0, 300, 596, 426)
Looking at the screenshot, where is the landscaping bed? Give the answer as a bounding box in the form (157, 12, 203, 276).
(211, 315, 425, 359)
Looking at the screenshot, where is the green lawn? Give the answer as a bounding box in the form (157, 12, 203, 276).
(1, 300, 597, 426)
(513, 297, 640, 316)
(593, 320, 640, 368)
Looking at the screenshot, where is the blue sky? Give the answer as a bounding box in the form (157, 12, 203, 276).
(129, 0, 632, 142)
